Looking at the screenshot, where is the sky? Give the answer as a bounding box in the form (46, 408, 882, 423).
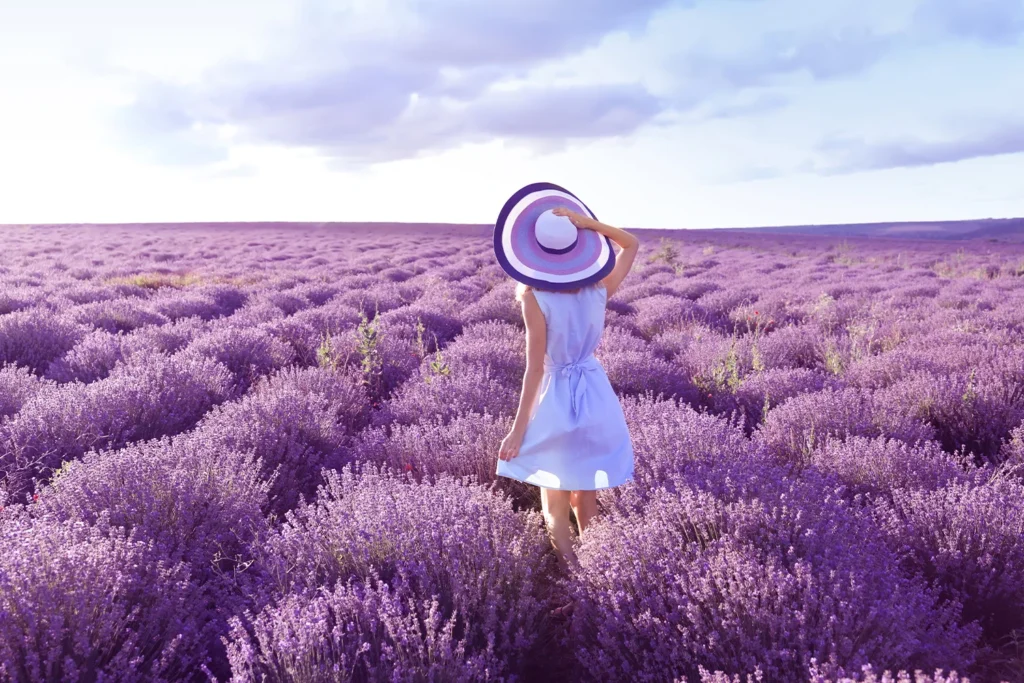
(1, 0, 1022, 229)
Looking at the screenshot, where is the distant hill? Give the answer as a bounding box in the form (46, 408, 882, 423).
(718, 217, 1024, 243)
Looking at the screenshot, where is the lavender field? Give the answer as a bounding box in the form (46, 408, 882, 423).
(2, 222, 1024, 683)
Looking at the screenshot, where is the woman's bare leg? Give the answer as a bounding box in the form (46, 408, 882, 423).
(552, 489, 598, 618)
(569, 489, 599, 535)
(540, 487, 577, 573)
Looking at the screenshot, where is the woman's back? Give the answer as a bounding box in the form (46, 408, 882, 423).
(529, 282, 606, 366)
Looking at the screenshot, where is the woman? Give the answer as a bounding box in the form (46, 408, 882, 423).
(492, 183, 640, 616)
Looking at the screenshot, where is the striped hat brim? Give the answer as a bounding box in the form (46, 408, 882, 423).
(493, 182, 616, 292)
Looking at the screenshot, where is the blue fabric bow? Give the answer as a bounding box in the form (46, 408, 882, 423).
(545, 354, 601, 419)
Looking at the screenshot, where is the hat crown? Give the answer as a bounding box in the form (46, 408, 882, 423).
(535, 210, 578, 251)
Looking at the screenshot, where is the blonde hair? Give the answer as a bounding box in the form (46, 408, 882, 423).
(514, 282, 531, 303)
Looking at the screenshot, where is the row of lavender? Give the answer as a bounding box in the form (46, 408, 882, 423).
(1, 224, 1023, 682)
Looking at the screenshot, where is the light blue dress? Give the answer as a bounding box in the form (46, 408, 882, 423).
(496, 282, 635, 490)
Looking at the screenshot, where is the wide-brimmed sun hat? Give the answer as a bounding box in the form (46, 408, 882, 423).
(493, 182, 616, 292)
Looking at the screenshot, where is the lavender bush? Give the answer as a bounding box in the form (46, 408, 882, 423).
(43, 329, 130, 383)
(375, 362, 516, 427)
(738, 367, 834, 421)
(872, 478, 1024, 640)
(0, 512, 206, 682)
(0, 363, 51, 419)
(757, 387, 936, 464)
(809, 436, 979, 502)
(882, 364, 1024, 464)
(226, 574, 490, 682)
(31, 434, 273, 679)
(0, 353, 234, 501)
(0, 308, 86, 374)
(65, 297, 168, 334)
(351, 409, 539, 508)
(179, 326, 296, 394)
(600, 394, 775, 516)
(441, 320, 525, 389)
(189, 364, 367, 517)
(569, 478, 980, 681)
(227, 464, 553, 681)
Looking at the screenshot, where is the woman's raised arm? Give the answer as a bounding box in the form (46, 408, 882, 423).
(552, 207, 640, 298)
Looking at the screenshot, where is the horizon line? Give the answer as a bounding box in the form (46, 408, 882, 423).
(0, 216, 1022, 232)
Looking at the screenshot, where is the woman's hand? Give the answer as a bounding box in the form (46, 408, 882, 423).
(498, 427, 526, 461)
(552, 206, 594, 230)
